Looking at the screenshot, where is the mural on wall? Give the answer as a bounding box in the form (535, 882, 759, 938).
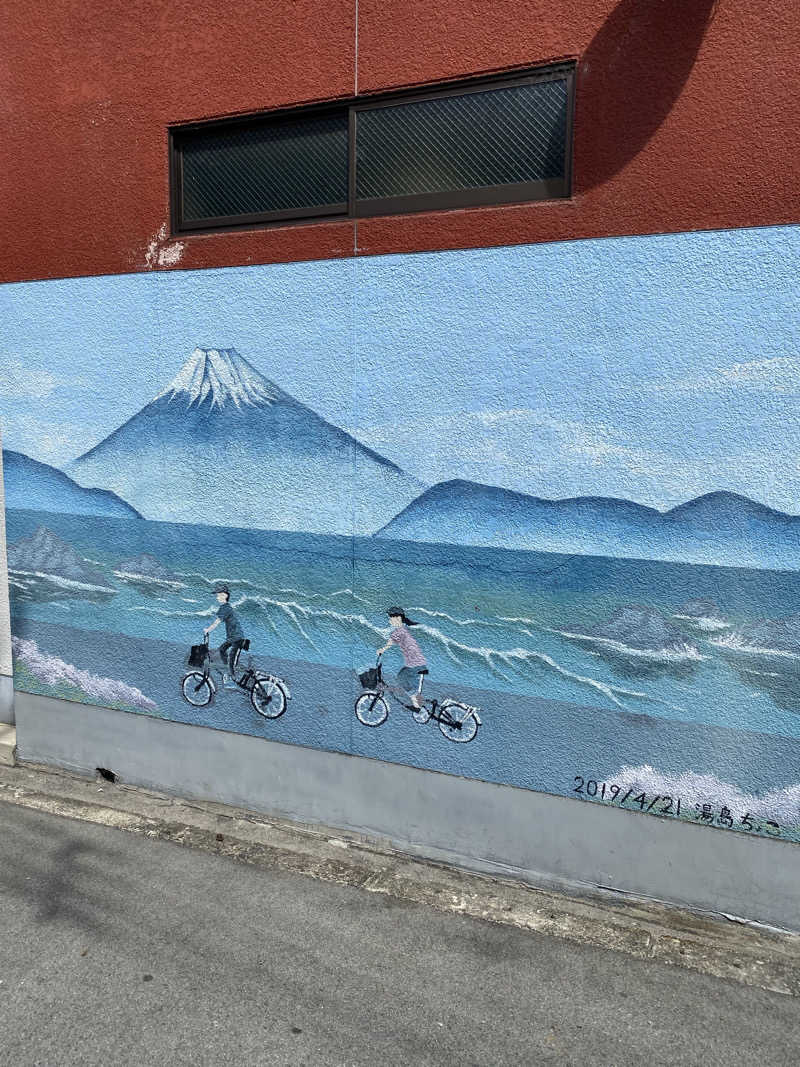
(3, 223, 800, 841)
(0, 443, 12, 687)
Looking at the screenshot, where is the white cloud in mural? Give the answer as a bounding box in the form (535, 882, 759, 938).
(349, 406, 800, 512)
(350, 408, 675, 496)
(1, 413, 85, 465)
(649, 356, 800, 395)
(4, 357, 57, 399)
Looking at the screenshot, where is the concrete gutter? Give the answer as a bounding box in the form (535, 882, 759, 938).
(1, 760, 799, 998)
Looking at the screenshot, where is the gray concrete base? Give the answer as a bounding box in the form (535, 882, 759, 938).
(0, 723, 15, 765)
(3, 761, 800, 997)
(0, 675, 13, 725)
(14, 690, 800, 932)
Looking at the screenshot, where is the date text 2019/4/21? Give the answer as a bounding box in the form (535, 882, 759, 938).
(572, 777, 781, 837)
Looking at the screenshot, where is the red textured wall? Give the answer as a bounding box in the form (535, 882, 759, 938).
(1, 0, 797, 283)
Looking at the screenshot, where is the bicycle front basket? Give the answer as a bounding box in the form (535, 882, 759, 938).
(188, 643, 208, 668)
(359, 667, 380, 689)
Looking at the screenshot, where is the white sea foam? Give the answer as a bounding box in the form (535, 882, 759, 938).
(131, 592, 649, 708)
(497, 614, 541, 628)
(554, 629, 704, 662)
(174, 571, 262, 592)
(10, 568, 115, 595)
(133, 594, 384, 654)
(326, 588, 370, 606)
(673, 613, 730, 633)
(245, 596, 322, 651)
(130, 603, 217, 619)
(12, 636, 157, 712)
(412, 624, 646, 708)
(412, 607, 507, 631)
(710, 633, 800, 660)
(245, 596, 386, 652)
(607, 764, 800, 826)
(113, 570, 185, 590)
(175, 571, 369, 606)
(274, 586, 370, 606)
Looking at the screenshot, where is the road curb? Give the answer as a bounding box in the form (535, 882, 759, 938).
(1, 760, 799, 997)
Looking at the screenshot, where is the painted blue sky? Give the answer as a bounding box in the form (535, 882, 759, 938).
(2, 224, 799, 512)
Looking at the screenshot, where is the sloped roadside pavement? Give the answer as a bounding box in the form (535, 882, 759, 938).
(1, 762, 799, 1000)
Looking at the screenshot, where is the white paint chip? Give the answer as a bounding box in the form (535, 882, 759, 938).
(145, 223, 185, 269)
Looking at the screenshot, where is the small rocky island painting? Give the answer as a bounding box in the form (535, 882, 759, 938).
(3, 223, 800, 842)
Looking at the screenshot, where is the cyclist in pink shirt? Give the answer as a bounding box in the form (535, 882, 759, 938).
(377, 606, 428, 710)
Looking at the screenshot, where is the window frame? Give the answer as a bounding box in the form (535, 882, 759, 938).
(169, 62, 575, 236)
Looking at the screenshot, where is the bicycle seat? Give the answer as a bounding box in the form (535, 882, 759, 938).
(418, 669, 429, 675)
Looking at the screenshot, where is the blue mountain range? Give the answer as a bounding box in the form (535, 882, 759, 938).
(8, 349, 800, 570)
(375, 479, 800, 569)
(3, 449, 141, 519)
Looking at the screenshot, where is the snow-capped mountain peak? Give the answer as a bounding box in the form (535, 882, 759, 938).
(155, 347, 287, 410)
(69, 345, 423, 535)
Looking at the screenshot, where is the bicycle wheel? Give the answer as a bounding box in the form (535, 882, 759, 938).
(355, 691, 389, 727)
(412, 704, 431, 724)
(250, 676, 288, 719)
(181, 671, 213, 708)
(438, 702, 479, 743)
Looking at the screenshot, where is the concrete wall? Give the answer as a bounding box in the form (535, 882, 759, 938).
(1, 0, 797, 282)
(4, 224, 800, 858)
(0, 444, 13, 723)
(16, 689, 800, 932)
(3, 0, 800, 915)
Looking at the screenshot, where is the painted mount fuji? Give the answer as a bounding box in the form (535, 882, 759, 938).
(68, 348, 422, 535)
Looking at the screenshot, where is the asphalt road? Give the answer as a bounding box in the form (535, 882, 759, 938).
(1, 801, 799, 1067)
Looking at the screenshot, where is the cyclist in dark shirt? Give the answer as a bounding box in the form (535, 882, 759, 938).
(204, 583, 246, 681)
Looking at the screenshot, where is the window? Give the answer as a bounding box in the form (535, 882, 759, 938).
(179, 112, 349, 226)
(170, 64, 574, 234)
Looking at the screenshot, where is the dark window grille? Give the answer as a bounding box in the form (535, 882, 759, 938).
(181, 113, 349, 224)
(170, 64, 574, 234)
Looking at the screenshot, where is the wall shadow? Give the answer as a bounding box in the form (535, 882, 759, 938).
(0, 813, 111, 931)
(577, 0, 720, 192)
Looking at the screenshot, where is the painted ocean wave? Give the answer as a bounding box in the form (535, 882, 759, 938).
(9, 568, 115, 595)
(175, 571, 368, 605)
(127, 588, 652, 709)
(411, 623, 648, 708)
(411, 606, 510, 631)
(607, 764, 800, 827)
(130, 594, 385, 655)
(673, 613, 730, 633)
(114, 569, 185, 590)
(12, 635, 157, 712)
(554, 628, 705, 663)
(710, 633, 800, 660)
(14, 509, 800, 741)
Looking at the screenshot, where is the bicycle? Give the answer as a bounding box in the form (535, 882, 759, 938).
(354, 655, 482, 743)
(181, 634, 290, 719)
